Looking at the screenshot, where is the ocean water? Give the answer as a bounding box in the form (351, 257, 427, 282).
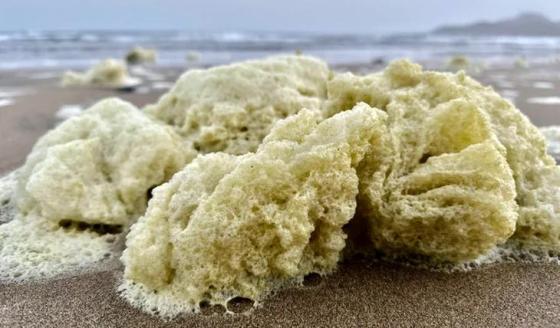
(1, 30, 560, 69)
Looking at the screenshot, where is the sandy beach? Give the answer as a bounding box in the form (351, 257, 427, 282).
(2, 61, 560, 327)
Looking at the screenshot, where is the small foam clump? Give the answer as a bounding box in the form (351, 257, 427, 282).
(62, 59, 140, 88)
(445, 55, 484, 74)
(446, 55, 470, 71)
(16, 98, 192, 227)
(144, 55, 330, 155)
(126, 47, 157, 65)
(121, 104, 387, 315)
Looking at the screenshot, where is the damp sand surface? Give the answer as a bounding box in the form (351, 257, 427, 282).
(2, 62, 560, 327)
(2, 258, 560, 327)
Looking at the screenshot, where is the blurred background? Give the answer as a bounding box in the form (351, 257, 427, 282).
(2, 0, 560, 170)
(1, 0, 560, 68)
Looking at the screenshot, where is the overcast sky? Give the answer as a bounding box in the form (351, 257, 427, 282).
(1, 0, 560, 33)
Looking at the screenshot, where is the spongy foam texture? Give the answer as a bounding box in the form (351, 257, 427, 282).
(121, 103, 387, 315)
(15, 98, 192, 226)
(144, 55, 331, 155)
(0, 170, 120, 282)
(0, 171, 17, 224)
(326, 59, 558, 262)
(0, 216, 119, 282)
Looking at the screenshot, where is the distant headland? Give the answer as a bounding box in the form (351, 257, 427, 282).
(433, 12, 560, 36)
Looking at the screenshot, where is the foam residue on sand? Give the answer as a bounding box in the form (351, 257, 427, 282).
(0, 88, 29, 98)
(0, 87, 26, 108)
(0, 99, 14, 108)
(527, 97, 560, 105)
(3, 56, 560, 317)
(54, 104, 83, 120)
(533, 81, 554, 89)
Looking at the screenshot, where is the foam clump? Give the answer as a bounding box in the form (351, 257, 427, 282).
(121, 103, 387, 315)
(446, 55, 470, 71)
(327, 59, 560, 260)
(144, 55, 330, 155)
(185, 51, 200, 63)
(16, 98, 191, 227)
(62, 59, 140, 88)
(0, 99, 191, 281)
(125, 47, 157, 65)
(514, 57, 529, 69)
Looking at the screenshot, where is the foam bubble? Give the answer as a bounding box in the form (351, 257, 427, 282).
(0, 217, 119, 282)
(0, 88, 28, 98)
(374, 244, 560, 274)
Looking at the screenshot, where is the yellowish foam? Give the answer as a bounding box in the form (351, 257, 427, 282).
(2, 56, 560, 317)
(62, 59, 140, 88)
(121, 104, 386, 315)
(125, 47, 157, 65)
(144, 55, 330, 155)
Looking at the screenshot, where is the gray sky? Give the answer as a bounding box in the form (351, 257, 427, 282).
(1, 0, 560, 33)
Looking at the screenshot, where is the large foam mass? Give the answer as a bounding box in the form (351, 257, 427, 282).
(329, 59, 559, 259)
(121, 104, 387, 313)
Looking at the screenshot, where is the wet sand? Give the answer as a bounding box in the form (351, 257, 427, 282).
(1, 62, 560, 327)
(3, 258, 560, 328)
